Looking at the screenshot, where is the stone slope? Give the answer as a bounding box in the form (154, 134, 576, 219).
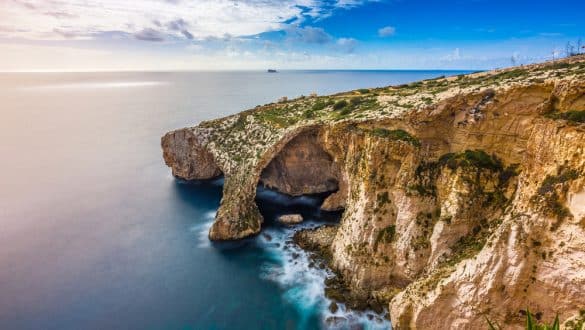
(162, 55, 585, 328)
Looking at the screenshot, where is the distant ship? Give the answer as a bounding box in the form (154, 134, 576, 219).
(267, 69, 278, 73)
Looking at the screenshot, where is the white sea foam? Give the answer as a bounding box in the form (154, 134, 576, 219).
(190, 210, 216, 248)
(257, 222, 392, 329)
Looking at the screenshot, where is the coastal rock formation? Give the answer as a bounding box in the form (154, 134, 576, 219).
(162, 128, 221, 180)
(162, 55, 585, 328)
(277, 214, 304, 225)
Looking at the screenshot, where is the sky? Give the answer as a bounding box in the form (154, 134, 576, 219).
(0, 0, 583, 71)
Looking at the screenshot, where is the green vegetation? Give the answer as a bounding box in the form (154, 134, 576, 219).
(408, 183, 436, 197)
(302, 109, 316, 119)
(538, 168, 580, 195)
(376, 191, 390, 206)
(410, 151, 518, 207)
(411, 214, 503, 294)
(339, 107, 352, 116)
(375, 225, 396, 246)
(487, 309, 560, 330)
(350, 96, 363, 106)
(303, 99, 333, 118)
(439, 150, 504, 172)
(358, 88, 370, 94)
(446, 223, 489, 266)
(312, 98, 334, 111)
(333, 99, 349, 110)
(545, 110, 585, 124)
(251, 103, 305, 127)
(532, 166, 580, 221)
(565, 310, 585, 330)
(370, 128, 421, 147)
(232, 114, 248, 130)
(412, 211, 439, 251)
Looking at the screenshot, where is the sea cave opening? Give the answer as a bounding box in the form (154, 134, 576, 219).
(255, 129, 346, 228)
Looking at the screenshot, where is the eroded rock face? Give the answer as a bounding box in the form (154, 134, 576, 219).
(161, 128, 222, 180)
(260, 130, 340, 196)
(162, 55, 585, 328)
(293, 225, 338, 252)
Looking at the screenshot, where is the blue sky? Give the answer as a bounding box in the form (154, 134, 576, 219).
(0, 0, 583, 71)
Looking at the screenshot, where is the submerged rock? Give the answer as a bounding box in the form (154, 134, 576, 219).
(329, 301, 339, 313)
(277, 214, 303, 225)
(325, 316, 348, 328)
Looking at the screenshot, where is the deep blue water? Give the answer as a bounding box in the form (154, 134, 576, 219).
(0, 70, 469, 329)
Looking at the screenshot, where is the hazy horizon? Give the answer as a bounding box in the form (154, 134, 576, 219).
(0, 68, 478, 73)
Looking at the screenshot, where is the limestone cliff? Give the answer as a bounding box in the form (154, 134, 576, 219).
(162, 55, 585, 329)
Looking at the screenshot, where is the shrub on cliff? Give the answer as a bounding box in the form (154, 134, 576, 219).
(438, 150, 503, 172)
(531, 166, 580, 222)
(487, 309, 560, 330)
(349, 96, 362, 106)
(545, 110, 585, 124)
(333, 100, 348, 110)
(312, 99, 332, 111)
(370, 128, 421, 147)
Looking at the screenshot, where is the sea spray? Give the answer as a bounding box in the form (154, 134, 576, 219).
(192, 185, 391, 329)
(191, 210, 216, 248)
(257, 223, 391, 330)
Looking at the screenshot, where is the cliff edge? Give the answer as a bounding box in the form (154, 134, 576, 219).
(162, 56, 585, 329)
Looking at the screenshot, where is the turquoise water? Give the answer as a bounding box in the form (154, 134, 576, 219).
(0, 70, 469, 329)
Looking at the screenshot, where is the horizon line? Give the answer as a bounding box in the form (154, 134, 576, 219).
(0, 68, 485, 74)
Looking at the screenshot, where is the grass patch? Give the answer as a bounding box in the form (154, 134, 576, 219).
(532, 166, 580, 222)
(254, 105, 300, 127)
(370, 128, 421, 147)
(312, 99, 334, 111)
(545, 110, 585, 124)
(439, 150, 503, 172)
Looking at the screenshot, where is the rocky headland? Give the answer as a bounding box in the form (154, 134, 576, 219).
(162, 55, 585, 329)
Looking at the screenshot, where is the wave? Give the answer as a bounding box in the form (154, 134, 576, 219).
(190, 210, 216, 248)
(257, 222, 392, 330)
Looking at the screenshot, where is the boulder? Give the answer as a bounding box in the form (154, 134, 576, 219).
(277, 214, 303, 225)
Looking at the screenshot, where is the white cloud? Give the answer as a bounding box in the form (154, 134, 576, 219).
(286, 26, 332, 44)
(0, 0, 379, 41)
(442, 48, 461, 61)
(378, 26, 395, 37)
(336, 37, 357, 53)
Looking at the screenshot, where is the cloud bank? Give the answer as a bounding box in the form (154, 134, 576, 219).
(0, 0, 379, 41)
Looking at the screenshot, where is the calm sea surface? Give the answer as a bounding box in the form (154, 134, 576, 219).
(0, 70, 469, 330)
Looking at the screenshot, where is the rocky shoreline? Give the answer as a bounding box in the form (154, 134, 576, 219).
(163, 55, 585, 328)
(292, 225, 391, 322)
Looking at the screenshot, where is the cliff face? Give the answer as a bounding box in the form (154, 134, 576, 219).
(162, 56, 585, 328)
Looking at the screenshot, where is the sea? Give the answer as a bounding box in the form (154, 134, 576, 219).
(0, 70, 470, 330)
